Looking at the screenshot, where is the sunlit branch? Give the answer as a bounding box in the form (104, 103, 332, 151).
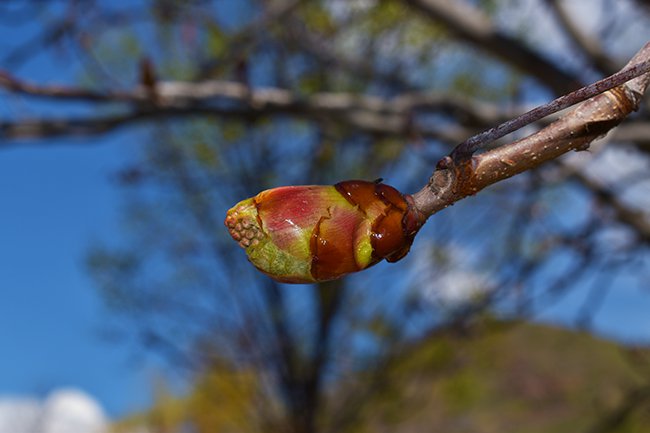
(413, 42, 650, 219)
(0, 73, 511, 142)
(450, 57, 650, 159)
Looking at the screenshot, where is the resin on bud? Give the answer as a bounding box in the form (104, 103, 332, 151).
(224, 180, 424, 283)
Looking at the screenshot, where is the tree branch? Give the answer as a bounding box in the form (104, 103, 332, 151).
(571, 170, 650, 244)
(542, 0, 620, 75)
(0, 73, 511, 142)
(450, 56, 650, 160)
(413, 42, 650, 219)
(403, 0, 583, 95)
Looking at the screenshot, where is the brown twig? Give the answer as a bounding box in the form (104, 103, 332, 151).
(449, 57, 650, 161)
(413, 42, 650, 218)
(0, 72, 509, 142)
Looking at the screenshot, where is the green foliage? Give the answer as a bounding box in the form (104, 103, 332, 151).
(300, 2, 335, 34)
(206, 22, 227, 57)
(117, 322, 650, 433)
(114, 362, 276, 433)
(192, 141, 219, 167)
(347, 322, 650, 433)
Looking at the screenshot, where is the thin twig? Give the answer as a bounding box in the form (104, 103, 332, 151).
(414, 42, 650, 219)
(450, 58, 650, 161)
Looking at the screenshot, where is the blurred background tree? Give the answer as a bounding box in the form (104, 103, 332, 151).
(3, 1, 650, 432)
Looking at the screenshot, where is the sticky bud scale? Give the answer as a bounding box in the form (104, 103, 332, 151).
(224, 180, 424, 283)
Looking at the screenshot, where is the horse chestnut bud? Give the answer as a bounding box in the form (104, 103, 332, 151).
(225, 180, 424, 283)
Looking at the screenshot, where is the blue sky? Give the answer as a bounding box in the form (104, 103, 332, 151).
(0, 137, 154, 417)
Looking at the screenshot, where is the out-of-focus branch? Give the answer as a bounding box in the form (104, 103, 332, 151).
(0, 107, 467, 143)
(631, 0, 650, 13)
(0, 70, 136, 102)
(403, 0, 583, 95)
(195, 0, 305, 80)
(413, 42, 650, 219)
(542, 0, 619, 75)
(2, 16, 74, 68)
(0, 70, 505, 114)
(571, 170, 650, 243)
(611, 121, 650, 148)
(281, 17, 413, 90)
(0, 72, 512, 142)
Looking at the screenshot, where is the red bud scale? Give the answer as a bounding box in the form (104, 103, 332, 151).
(225, 180, 424, 283)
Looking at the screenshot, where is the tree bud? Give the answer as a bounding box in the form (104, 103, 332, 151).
(224, 180, 424, 283)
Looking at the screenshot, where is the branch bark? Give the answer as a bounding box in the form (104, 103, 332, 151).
(413, 42, 650, 219)
(0, 72, 509, 142)
(449, 57, 650, 159)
